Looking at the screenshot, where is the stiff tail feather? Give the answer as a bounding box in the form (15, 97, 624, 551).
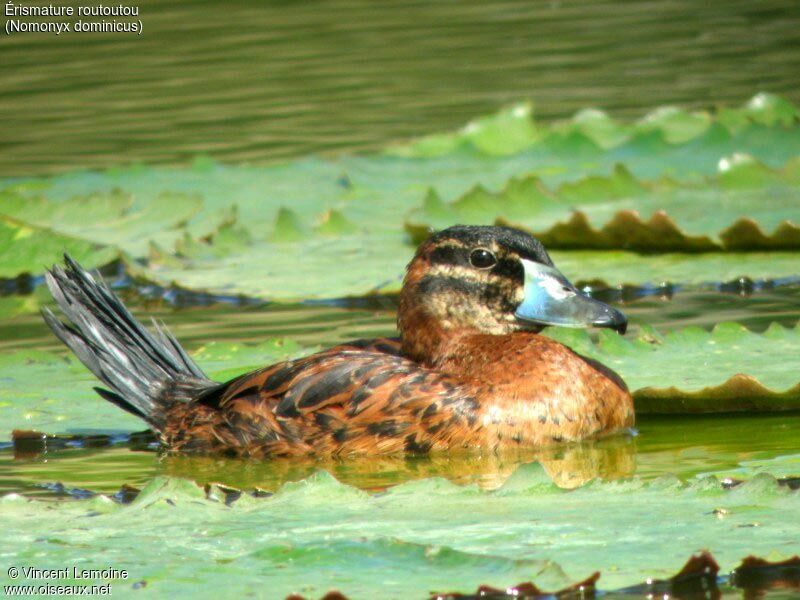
(42, 255, 218, 430)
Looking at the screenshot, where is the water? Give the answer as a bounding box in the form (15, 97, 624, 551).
(1, 0, 799, 176)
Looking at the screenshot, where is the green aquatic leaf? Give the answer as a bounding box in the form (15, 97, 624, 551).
(407, 158, 800, 251)
(192, 337, 307, 382)
(173, 221, 252, 260)
(0, 296, 39, 320)
(390, 92, 799, 158)
(0, 216, 116, 278)
(135, 243, 800, 300)
(0, 350, 144, 436)
(129, 227, 412, 300)
(315, 209, 358, 236)
(549, 250, 800, 288)
(719, 92, 800, 129)
(269, 207, 308, 243)
(707, 452, 800, 481)
(0, 468, 797, 597)
(0, 185, 217, 256)
(546, 321, 800, 412)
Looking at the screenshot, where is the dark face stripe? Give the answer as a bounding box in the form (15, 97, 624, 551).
(426, 225, 554, 266)
(428, 244, 468, 267)
(492, 257, 524, 282)
(427, 243, 530, 286)
(422, 258, 524, 288)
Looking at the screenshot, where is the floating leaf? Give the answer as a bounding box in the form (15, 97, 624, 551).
(548, 250, 800, 289)
(269, 207, 307, 243)
(315, 209, 358, 236)
(0, 215, 116, 278)
(0, 295, 39, 320)
(192, 337, 306, 382)
(0, 468, 797, 597)
(2, 95, 800, 297)
(407, 159, 800, 251)
(390, 92, 800, 158)
(125, 227, 412, 300)
(108, 242, 800, 304)
(546, 322, 800, 412)
(0, 186, 218, 256)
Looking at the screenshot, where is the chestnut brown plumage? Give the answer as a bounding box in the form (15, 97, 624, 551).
(42, 226, 634, 457)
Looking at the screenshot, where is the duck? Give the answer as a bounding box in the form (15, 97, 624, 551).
(43, 225, 634, 457)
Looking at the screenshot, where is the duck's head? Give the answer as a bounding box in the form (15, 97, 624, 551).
(399, 225, 627, 362)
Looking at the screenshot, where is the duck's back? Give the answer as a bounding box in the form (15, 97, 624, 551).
(163, 338, 484, 456)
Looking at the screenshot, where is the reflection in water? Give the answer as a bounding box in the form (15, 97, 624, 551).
(3, 413, 800, 497)
(1, 0, 799, 175)
(2, 432, 637, 496)
(160, 435, 636, 492)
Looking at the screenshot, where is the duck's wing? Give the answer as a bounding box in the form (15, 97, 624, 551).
(162, 338, 482, 456)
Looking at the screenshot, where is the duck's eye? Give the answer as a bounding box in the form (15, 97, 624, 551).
(469, 248, 497, 269)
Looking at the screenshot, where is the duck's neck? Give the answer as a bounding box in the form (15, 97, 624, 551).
(398, 307, 445, 366)
(397, 258, 526, 367)
(397, 300, 482, 368)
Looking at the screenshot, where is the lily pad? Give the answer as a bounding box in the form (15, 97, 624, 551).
(546, 321, 800, 412)
(133, 226, 412, 300)
(136, 243, 800, 300)
(389, 92, 800, 158)
(191, 337, 308, 382)
(0, 185, 222, 256)
(406, 158, 800, 251)
(0, 468, 797, 597)
(0, 216, 115, 279)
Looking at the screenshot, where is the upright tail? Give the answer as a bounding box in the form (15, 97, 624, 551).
(42, 255, 217, 431)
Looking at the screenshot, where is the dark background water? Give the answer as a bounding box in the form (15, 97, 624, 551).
(1, 0, 799, 175)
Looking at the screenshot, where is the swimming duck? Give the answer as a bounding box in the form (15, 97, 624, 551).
(43, 225, 633, 457)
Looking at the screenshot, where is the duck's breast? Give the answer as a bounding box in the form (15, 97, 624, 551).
(437, 333, 634, 447)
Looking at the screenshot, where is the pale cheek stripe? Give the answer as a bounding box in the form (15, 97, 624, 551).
(424, 264, 522, 287)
